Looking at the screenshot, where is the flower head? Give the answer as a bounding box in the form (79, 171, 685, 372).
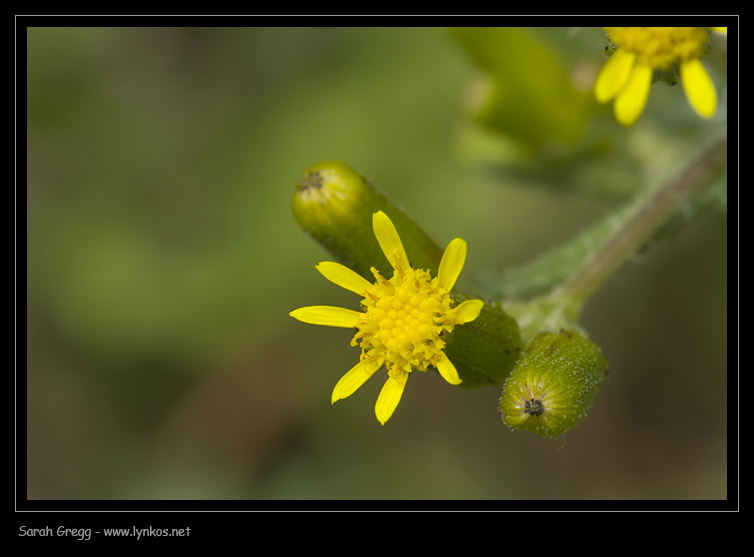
(595, 27, 727, 126)
(290, 211, 484, 424)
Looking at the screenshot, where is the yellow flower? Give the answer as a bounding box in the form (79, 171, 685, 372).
(290, 211, 484, 425)
(595, 27, 727, 126)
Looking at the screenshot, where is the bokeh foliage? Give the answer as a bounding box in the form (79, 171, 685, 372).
(26, 26, 727, 500)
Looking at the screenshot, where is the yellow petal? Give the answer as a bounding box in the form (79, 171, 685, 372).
(454, 299, 484, 325)
(316, 261, 373, 296)
(374, 372, 408, 425)
(331, 359, 382, 404)
(595, 48, 636, 103)
(438, 237, 467, 292)
(710, 27, 727, 34)
(289, 305, 361, 328)
(372, 211, 410, 273)
(614, 63, 652, 126)
(681, 58, 717, 119)
(436, 353, 462, 386)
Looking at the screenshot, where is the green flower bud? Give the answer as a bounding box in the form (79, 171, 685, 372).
(292, 161, 521, 389)
(292, 161, 443, 279)
(499, 330, 608, 437)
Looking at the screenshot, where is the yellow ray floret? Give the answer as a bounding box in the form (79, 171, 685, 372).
(331, 359, 382, 404)
(438, 237, 467, 291)
(288, 306, 362, 328)
(595, 48, 636, 103)
(681, 58, 718, 118)
(315, 261, 372, 296)
(372, 210, 410, 273)
(290, 210, 484, 425)
(613, 62, 653, 126)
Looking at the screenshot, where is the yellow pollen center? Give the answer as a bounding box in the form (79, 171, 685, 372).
(353, 266, 455, 377)
(605, 27, 710, 69)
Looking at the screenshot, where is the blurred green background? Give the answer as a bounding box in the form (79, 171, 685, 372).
(26, 27, 727, 500)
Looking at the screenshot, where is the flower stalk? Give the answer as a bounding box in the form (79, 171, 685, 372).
(552, 134, 727, 307)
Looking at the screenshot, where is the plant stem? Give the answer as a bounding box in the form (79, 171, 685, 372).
(552, 134, 727, 306)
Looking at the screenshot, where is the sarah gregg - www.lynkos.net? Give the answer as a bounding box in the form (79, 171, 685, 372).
(19, 525, 191, 541)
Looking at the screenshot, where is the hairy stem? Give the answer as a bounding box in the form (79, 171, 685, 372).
(553, 134, 727, 306)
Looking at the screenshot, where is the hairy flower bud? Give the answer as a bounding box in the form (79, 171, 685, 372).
(499, 330, 608, 437)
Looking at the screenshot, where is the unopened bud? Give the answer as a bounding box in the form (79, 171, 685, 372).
(499, 329, 608, 437)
